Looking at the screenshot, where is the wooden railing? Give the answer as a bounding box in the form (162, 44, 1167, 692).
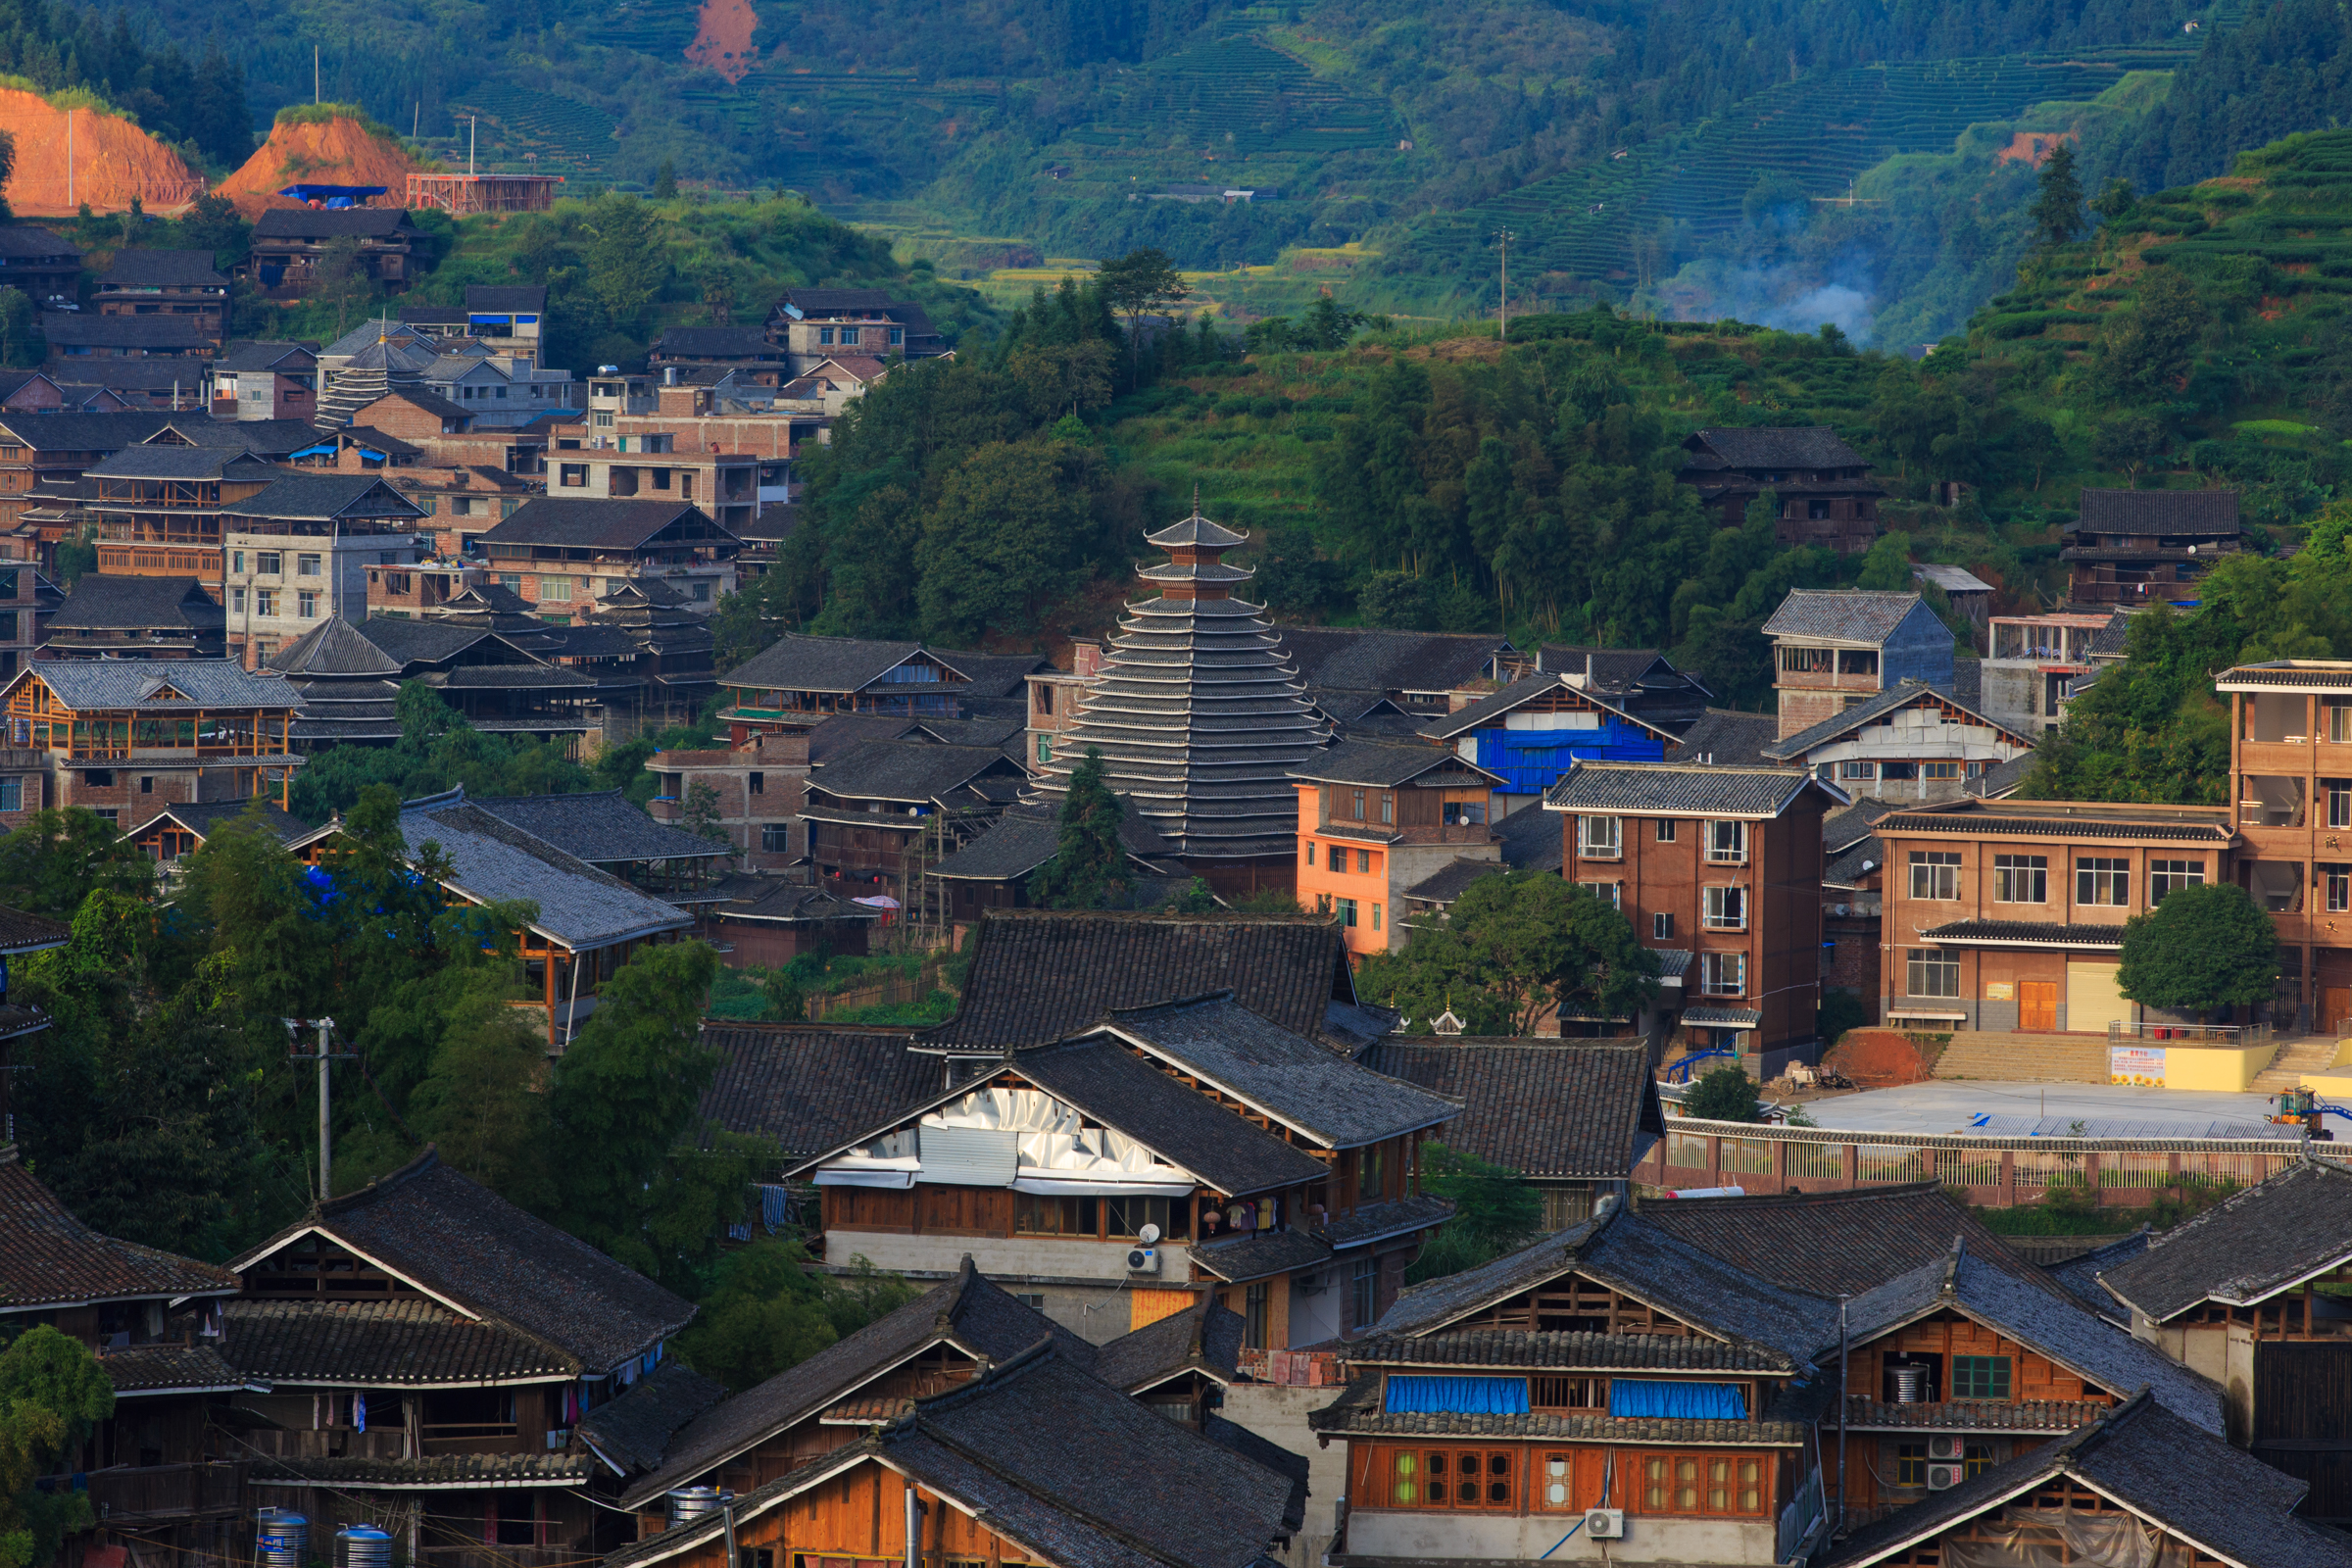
(80, 1462, 248, 1523)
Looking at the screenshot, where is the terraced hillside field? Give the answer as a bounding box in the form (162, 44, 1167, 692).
(442, 88, 620, 177)
(1073, 36, 1396, 157)
(1410, 56, 2130, 283)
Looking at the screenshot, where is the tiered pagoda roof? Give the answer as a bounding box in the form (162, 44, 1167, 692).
(1029, 501, 1325, 861)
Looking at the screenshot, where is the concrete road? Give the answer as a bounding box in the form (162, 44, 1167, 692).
(1778, 1078, 2349, 1140)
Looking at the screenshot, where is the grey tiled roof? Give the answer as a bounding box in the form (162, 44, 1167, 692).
(1760, 679, 2027, 760)
(1966, 751, 2039, 799)
(1669, 708, 1781, 766)
(100, 249, 228, 288)
(1759, 589, 1927, 643)
(1542, 760, 1823, 816)
(1877, 804, 2231, 842)
(1920, 919, 2127, 948)
(1824, 833, 1883, 886)
(40, 312, 212, 349)
(253, 209, 415, 239)
(1685, 426, 1868, 470)
(2075, 488, 2240, 532)
(397, 788, 693, 949)
(270, 615, 408, 676)
(618, 1340, 1296, 1568)
(697, 1024, 939, 1161)
(24, 660, 301, 712)
(251, 1451, 595, 1487)
(807, 740, 1014, 806)
(571, 1360, 729, 1476)
(1012, 1037, 1333, 1197)
(124, 798, 305, 847)
(1636, 1184, 2044, 1297)
(654, 326, 781, 358)
(1090, 1297, 1245, 1393)
(721, 634, 930, 695)
(242, 1147, 696, 1376)
(221, 1297, 581, 1382)
(1841, 1396, 2110, 1432)
(2044, 1230, 2149, 1323)
(1362, 1038, 1662, 1179)
(1188, 1225, 1336, 1284)
(0, 224, 76, 260)
(917, 909, 1352, 1054)
(1343, 1329, 1788, 1371)
(86, 446, 277, 479)
(926, 802, 1179, 882)
(228, 474, 424, 522)
(617, 1258, 1091, 1509)
(1822, 1392, 2347, 1568)
(2100, 1156, 2352, 1321)
(469, 790, 729, 865)
(1494, 798, 1563, 871)
(0, 411, 172, 450)
(50, 573, 221, 631)
(1100, 992, 1461, 1148)
(1269, 626, 1508, 696)
(480, 498, 717, 551)
(1286, 739, 1469, 786)
(466, 285, 548, 314)
(0, 1149, 238, 1309)
(925, 649, 1048, 699)
(91, 1343, 256, 1395)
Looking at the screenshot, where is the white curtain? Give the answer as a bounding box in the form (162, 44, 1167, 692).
(923, 1087, 1187, 1180)
(1938, 1507, 2193, 1568)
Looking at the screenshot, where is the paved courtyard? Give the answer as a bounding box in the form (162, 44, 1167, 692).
(1783, 1077, 2349, 1140)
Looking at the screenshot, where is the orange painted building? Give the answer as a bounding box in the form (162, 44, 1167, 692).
(1291, 741, 1504, 957)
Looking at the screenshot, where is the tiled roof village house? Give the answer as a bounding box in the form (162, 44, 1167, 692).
(1546, 761, 1848, 1071)
(1310, 1186, 2238, 1568)
(787, 990, 1458, 1353)
(1758, 680, 2035, 805)
(0, 660, 306, 830)
(605, 1334, 1298, 1568)
(2097, 1156, 2352, 1517)
(44, 572, 227, 660)
(1361, 1038, 1665, 1229)
(1027, 503, 1326, 899)
(290, 786, 693, 1047)
(798, 740, 1028, 925)
(1675, 427, 1886, 553)
(1418, 674, 1684, 816)
(2064, 488, 2245, 610)
(246, 209, 420, 293)
(1291, 742, 1507, 959)
(0, 1140, 252, 1566)
(1761, 591, 1957, 742)
(223, 1148, 698, 1568)
(95, 249, 233, 345)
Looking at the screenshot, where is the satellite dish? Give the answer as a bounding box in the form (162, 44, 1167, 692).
(1138, 1223, 1162, 1246)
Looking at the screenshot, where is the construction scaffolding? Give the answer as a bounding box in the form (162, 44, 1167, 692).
(405, 172, 564, 215)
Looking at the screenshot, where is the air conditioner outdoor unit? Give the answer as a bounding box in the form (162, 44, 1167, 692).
(1583, 1509, 1624, 1540)
(1926, 1463, 1965, 1492)
(1125, 1247, 1159, 1274)
(1929, 1437, 1966, 1462)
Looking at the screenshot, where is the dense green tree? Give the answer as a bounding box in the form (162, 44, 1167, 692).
(0, 809, 151, 916)
(2028, 141, 2085, 250)
(1094, 247, 1188, 385)
(1683, 1065, 1764, 1123)
(407, 966, 553, 1206)
(2098, 267, 2207, 399)
(2118, 884, 2279, 1019)
(0, 288, 33, 369)
(670, 1239, 843, 1392)
(584, 194, 669, 327)
(1357, 871, 1659, 1035)
(1028, 746, 1128, 908)
(1405, 1143, 1544, 1283)
(0, 1327, 114, 1568)
(653, 159, 680, 199)
(912, 438, 1099, 644)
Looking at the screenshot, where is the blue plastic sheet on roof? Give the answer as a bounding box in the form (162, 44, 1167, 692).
(1472, 720, 1667, 796)
(278, 184, 389, 201)
(1607, 1379, 1746, 1419)
(1384, 1376, 1531, 1416)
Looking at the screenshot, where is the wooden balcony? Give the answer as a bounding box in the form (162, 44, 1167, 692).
(81, 1462, 248, 1525)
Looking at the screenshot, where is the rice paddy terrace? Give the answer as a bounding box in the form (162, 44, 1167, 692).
(1409, 53, 2180, 284)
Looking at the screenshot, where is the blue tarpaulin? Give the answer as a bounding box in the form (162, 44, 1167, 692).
(1385, 1376, 1532, 1415)
(1607, 1379, 1746, 1419)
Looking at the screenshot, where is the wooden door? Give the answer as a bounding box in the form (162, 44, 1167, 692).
(2325, 987, 2351, 1035)
(2019, 982, 2058, 1032)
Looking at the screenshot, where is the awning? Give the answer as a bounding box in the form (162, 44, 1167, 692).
(1011, 1176, 1195, 1198)
(1886, 1007, 1968, 1021)
(1681, 1005, 1763, 1028)
(812, 1168, 913, 1189)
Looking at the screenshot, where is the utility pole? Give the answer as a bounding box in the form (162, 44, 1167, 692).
(1493, 228, 1514, 340)
(469, 117, 477, 179)
(284, 1016, 352, 1201)
(314, 46, 320, 105)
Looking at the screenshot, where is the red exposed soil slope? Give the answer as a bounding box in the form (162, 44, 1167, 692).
(217, 115, 423, 218)
(0, 92, 205, 215)
(1821, 1029, 1939, 1087)
(686, 0, 760, 82)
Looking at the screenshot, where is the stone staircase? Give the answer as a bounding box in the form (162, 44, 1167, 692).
(1929, 1031, 2114, 1083)
(2250, 1035, 2345, 1095)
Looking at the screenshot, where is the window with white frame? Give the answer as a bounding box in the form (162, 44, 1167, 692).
(296, 590, 318, 618)
(1909, 851, 1961, 901)
(1578, 815, 1621, 858)
(1698, 952, 1745, 996)
(2077, 858, 2130, 906)
(1702, 886, 1746, 930)
(1655, 818, 1678, 842)
(296, 554, 321, 577)
(541, 578, 572, 602)
(1906, 948, 1960, 998)
(1993, 855, 2046, 904)
(2329, 866, 2351, 914)
(2148, 858, 2204, 905)
(1838, 760, 1876, 782)
(1704, 820, 1747, 864)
